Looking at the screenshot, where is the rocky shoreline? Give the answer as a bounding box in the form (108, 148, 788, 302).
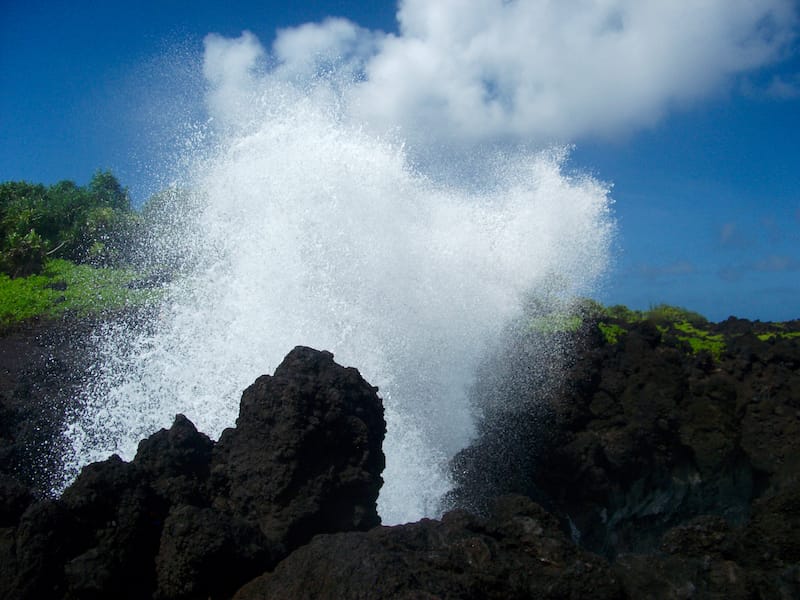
(452, 315, 800, 597)
(0, 313, 798, 598)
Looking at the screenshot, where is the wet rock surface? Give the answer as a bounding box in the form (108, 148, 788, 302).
(452, 315, 800, 597)
(0, 316, 99, 495)
(0, 314, 798, 598)
(0, 344, 385, 599)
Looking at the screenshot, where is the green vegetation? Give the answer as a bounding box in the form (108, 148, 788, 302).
(594, 303, 726, 359)
(598, 303, 708, 326)
(672, 321, 726, 360)
(528, 312, 583, 334)
(601, 304, 643, 322)
(0, 171, 140, 277)
(0, 259, 156, 325)
(757, 331, 800, 342)
(0, 171, 164, 326)
(592, 303, 798, 360)
(643, 304, 708, 327)
(523, 300, 722, 347)
(598, 321, 625, 344)
(504, 291, 796, 367)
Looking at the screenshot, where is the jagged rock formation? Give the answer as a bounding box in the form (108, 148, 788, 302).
(1, 314, 798, 598)
(234, 495, 622, 599)
(0, 346, 385, 599)
(451, 315, 800, 597)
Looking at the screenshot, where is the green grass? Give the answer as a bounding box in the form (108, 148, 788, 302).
(673, 321, 726, 360)
(0, 258, 157, 325)
(598, 322, 626, 344)
(757, 331, 800, 341)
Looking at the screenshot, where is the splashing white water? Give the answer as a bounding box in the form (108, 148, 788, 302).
(63, 42, 614, 525)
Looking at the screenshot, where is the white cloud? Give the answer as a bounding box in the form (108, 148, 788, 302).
(720, 254, 800, 281)
(754, 254, 800, 272)
(203, 0, 798, 147)
(352, 0, 797, 146)
(203, 31, 266, 127)
(272, 17, 380, 80)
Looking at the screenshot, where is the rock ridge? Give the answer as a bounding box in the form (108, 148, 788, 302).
(1, 314, 798, 598)
(0, 346, 385, 599)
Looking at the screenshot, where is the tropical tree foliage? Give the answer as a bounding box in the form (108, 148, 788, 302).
(0, 171, 139, 276)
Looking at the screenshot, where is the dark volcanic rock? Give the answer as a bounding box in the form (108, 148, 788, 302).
(450, 315, 800, 597)
(0, 316, 99, 495)
(453, 318, 800, 557)
(2, 312, 798, 599)
(210, 346, 386, 550)
(134, 413, 215, 506)
(0, 345, 386, 600)
(0, 474, 33, 526)
(234, 495, 622, 600)
(155, 505, 268, 600)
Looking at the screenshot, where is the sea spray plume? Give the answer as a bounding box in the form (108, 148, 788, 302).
(445, 292, 593, 515)
(62, 30, 614, 524)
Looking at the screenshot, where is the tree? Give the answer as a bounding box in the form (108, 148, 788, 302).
(0, 171, 139, 275)
(0, 229, 45, 277)
(89, 170, 130, 211)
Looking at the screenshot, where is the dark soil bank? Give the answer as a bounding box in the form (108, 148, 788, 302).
(0, 313, 798, 598)
(0, 316, 102, 496)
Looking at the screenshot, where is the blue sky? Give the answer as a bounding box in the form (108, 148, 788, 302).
(1, 0, 799, 321)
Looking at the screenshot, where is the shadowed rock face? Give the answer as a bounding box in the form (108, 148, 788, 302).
(0, 317, 101, 496)
(449, 317, 800, 598)
(0, 346, 385, 600)
(233, 495, 623, 600)
(1, 316, 798, 599)
(210, 346, 386, 549)
(452, 318, 800, 553)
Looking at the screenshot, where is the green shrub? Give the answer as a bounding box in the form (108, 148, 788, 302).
(603, 304, 644, 322)
(645, 304, 708, 327)
(1, 229, 46, 277)
(672, 321, 725, 360)
(598, 322, 626, 344)
(0, 171, 138, 276)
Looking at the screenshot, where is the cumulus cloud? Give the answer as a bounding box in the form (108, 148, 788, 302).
(203, 0, 798, 147)
(272, 17, 381, 80)
(203, 31, 266, 127)
(351, 0, 798, 145)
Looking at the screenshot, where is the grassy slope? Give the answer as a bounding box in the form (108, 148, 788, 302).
(0, 259, 156, 326)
